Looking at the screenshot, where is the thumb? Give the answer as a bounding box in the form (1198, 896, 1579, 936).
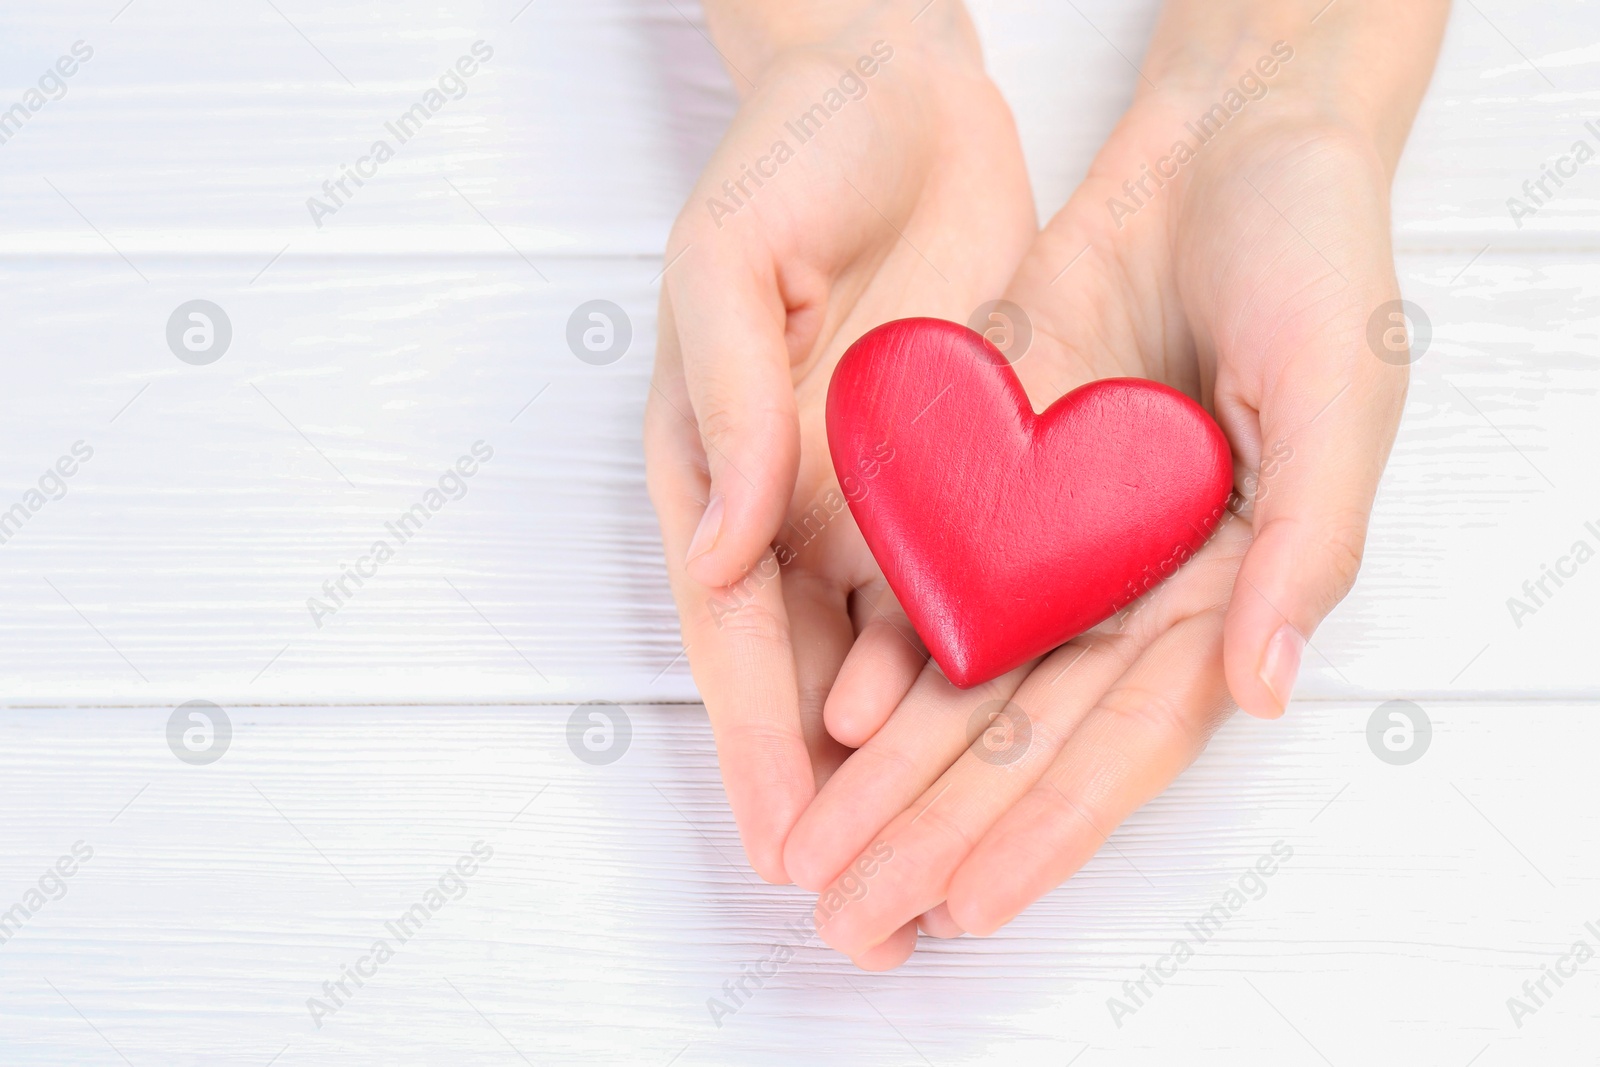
(1222, 301, 1409, 718)
(665, 236, 800, 589)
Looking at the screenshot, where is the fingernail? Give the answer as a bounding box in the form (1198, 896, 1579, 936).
(1259, 624, 1305, 712)
(686, 492, 724, 564)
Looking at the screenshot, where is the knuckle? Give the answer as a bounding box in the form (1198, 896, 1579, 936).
(1100, 683, 1190, 740)
(694, 394, 797, 481)
(1031, 779, 1101, 840)
(643, 464, 690, 520)
(694, 400, 741, 453)
(718, 716, 805, 757)
(1315, 510, 1369, 603)
(862, 743, 922, 784)
(797, 678, 829, 722)
(1256, 510, 1370, 613)
(706, 592, 788, 645)
(664, 216, 707, 266)
(907, 800, 975, 855)
(796, 657, 834, 721)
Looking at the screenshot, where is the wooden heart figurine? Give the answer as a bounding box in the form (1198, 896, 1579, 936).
(826, 317, 1234, 688)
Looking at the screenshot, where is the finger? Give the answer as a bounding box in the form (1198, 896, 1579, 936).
(664, 230, 801, 590)
(948, 609, 1233, 936)
(917, 903, 965, 939)
(809, 479, 1250, 953)
(782, 568, 857, 789)
(848, 919, 918, 971)
(646, 296, 812, 884)
(809, 637, 1135, 958)
(1222, 291, 1407, 719)
(823, 582, 926, 748)
(782, 660, 1028, 894)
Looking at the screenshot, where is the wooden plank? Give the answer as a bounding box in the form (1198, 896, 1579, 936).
(0, 701, 1593, 1064)
(1, 0, 1595, 258)
(0, 251, 1595, 704)
(0, 2, 1594, 1063)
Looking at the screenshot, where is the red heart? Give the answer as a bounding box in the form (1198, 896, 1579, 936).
(826, 317, 1234, 688)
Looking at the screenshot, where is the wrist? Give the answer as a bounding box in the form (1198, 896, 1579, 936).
(703, 0, 983, 96)
(1140, 0, 1448, 177)
(1148, 39, 1385, 171)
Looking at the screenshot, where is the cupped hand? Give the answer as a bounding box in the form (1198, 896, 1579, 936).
(790, 85, 1412, 967)
(644, 8, 1035, 883)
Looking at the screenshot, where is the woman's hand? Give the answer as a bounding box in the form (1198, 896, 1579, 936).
(644, 1, 1035, 882)
(787, 0, 1450, 966)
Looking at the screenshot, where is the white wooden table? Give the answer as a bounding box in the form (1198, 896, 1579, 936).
(1, 1, 1596, 1063)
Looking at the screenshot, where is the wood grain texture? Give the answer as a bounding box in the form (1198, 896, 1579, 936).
(1, 0, 1598, 1063)
(2, 702, 1597, 1065)
(0, 248, 1594, 705)
(0, 0, 1595, 704)
(0, 0, 1595, 254)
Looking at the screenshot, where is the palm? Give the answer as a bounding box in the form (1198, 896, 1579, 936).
(753, 58, 1036, 780)
(646, 39, 1035, 882)
(788, 101, 1404, 967)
